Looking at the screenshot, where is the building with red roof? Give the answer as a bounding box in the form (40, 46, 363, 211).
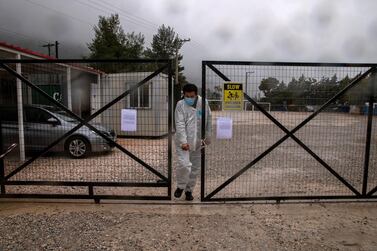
(0, 41, 102, 119)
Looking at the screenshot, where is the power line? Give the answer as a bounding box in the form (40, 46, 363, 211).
(0, 1, 204, 58)
(21, 0, 204, 50)
(89, 0, 205, 49)
(23, 0, 94, 27)
(82, 0, 157, 31)
(0, 26, 47, 44)
(76, 0, 203, 50)
(75, 0, 155, 32)
(91, 0, 158, 28)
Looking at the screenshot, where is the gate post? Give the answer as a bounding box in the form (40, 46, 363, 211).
(168, 60, 173, 199)
(0, 119, 5, 195)
(362, 71, 376, 196)
(201, 62, 206, 201)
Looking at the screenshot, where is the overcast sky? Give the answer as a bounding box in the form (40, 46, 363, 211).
(1, 0, 377, 83)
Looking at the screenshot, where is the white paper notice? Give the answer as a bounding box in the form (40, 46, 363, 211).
(216, 117, 233, 139)
(121, 109, 137, 132)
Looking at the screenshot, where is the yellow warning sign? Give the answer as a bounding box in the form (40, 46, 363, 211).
(223, 83, 243, 110)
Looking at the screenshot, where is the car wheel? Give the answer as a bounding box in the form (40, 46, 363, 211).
(65, 136, 90, 158)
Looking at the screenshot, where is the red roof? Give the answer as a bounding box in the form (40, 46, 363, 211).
(0, 40, 55, 59)
(0, 41, 103, 74)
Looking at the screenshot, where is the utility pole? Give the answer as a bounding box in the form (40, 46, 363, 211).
(175, 38, 190, 86)
(42, 41, 59, 58)
(42, 42, 54, 56)
(55, 41, 59, 58)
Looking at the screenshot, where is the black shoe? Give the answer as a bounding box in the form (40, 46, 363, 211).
(185, 191, 194, 201)
(174, 188, 184, 198)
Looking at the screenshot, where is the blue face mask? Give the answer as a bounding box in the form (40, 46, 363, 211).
(184, 97, 195, 106)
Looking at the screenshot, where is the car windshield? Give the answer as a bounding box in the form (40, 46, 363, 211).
(43, 107, 78, 123)
(55, 112, 79, 123)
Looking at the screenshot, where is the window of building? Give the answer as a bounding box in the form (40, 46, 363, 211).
(128, 82, 151, 109)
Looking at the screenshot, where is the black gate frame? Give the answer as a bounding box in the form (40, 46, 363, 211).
(0, 59, 173, 202)
(201, 61, 377, 202)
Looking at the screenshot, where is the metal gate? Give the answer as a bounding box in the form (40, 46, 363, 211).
(201, 61, 377, 202)
(0, 59, 173, 202)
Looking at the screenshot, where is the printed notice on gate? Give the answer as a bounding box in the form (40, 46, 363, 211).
(121, 109, 137, 132)
(216, 117, 233, 139)
(223, 82, 243, 110)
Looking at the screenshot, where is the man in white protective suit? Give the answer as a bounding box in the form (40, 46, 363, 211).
(174, 84, 212, 201)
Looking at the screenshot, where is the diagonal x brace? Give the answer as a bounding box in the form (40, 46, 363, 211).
(204, 64, 375, 199)
(0, 62, 169, 181)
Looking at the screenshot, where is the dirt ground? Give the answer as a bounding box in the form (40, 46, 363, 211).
(0, 201, 377, 250)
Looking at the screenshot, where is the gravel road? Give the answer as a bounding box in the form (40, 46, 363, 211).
(0, 201, 376, 250)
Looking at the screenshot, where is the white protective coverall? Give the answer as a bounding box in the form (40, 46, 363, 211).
(175, 95, 212, 192)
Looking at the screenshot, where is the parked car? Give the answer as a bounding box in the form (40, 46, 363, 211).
(331, 104, 350, 113)
(305, 105, 315, 112)
(0, 105, 116, 158)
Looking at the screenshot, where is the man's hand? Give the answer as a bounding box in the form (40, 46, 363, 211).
(181, 143, 190, 151)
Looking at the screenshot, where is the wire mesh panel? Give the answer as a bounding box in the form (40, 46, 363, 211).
(202, 61, 377, 201)
(368, 120, 377, 195)
(0, 59, 172, 201)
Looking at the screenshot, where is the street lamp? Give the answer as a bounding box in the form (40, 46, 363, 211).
(245, 71, 255, 110)
(245, 71, 255, 97)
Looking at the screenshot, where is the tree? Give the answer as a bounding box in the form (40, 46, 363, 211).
(145, 25, 179, 58)
(87, 14, 145, 72)
(258, 74, 365, 111)
(88, 14, 127, 59)
(145, 25, 187, 85)
(259, 77, 279, 97)
(124, 32, 145, 59)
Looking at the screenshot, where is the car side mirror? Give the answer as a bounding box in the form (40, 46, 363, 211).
(47, 117, 59, 126)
